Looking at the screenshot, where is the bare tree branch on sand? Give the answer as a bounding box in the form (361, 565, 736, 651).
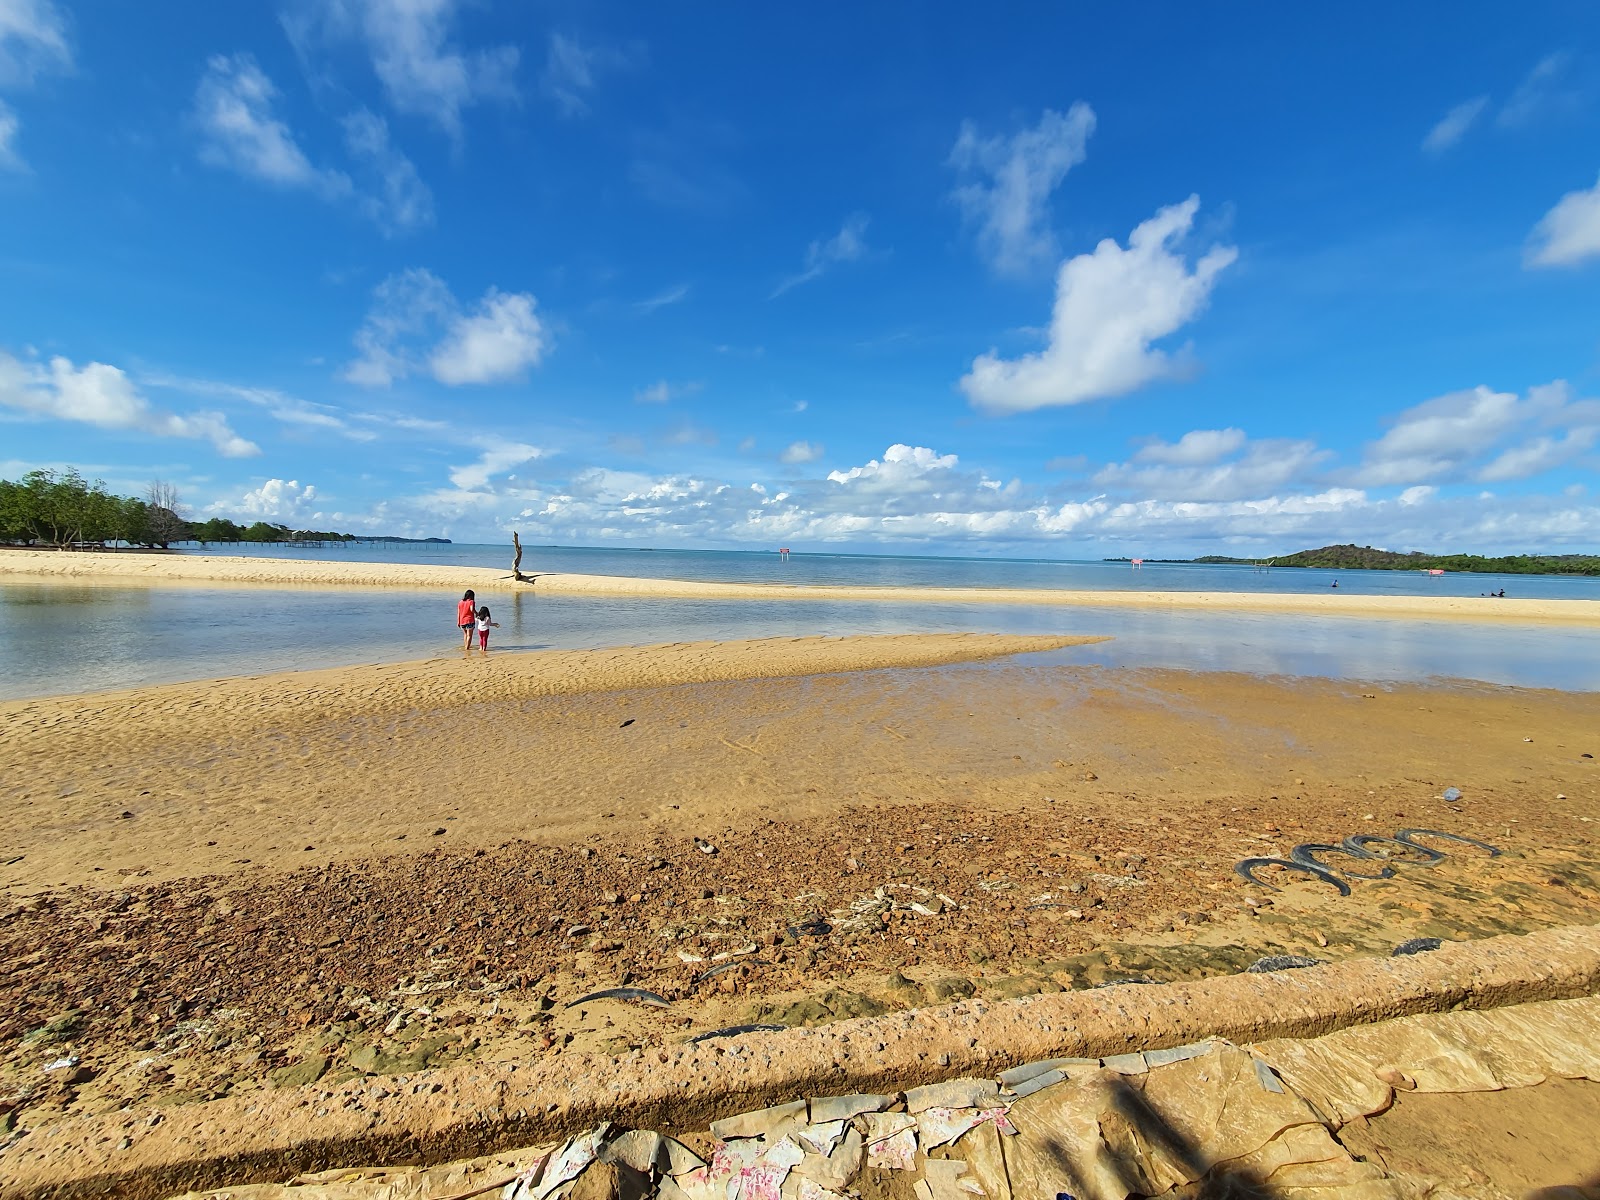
(512, 531, 533, 583)
(146, 480, 187, 549)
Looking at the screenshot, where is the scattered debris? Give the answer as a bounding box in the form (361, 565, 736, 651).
(1246, 955, 1325, 973)
(566, 987, 671, 1010)
(1392, 937, 1444, 956)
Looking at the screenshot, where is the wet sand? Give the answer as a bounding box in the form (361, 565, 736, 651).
(3, 548, 1596, 624)
(2, 633, 1598, 1137)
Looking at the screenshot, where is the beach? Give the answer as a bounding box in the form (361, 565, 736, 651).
(2, 548, 1596, 624)
(2, 629, 1597, 1147)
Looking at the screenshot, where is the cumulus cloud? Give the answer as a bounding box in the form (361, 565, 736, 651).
(1097, 436, 1329, 502)
(779, 440, 824, 464)
(344, 269, 547, 387)
(772, 214, 870, 297)
(1356, 385, 1523, 484)
(0, 351, 258, 457)
(1526, 171, 1600, 268)
(372, 405, 1600, 554)
(960, 196, 1237, 414)
(1478, 428, 1599, 482)
(283, 0, 518, 137)
(1354, 381, 1599, 486)
(1132, 428, 1247, 466)
(827, 443, 958, 490)
(429, 290, 546, 385)
(228, 478, 320, 520)
(949, 104, 1095, 275)
(1422, 96, 1488, 154)
(0, 0, 70, 171)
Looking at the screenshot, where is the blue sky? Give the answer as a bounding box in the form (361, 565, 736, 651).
(3, 1, 1599, 556)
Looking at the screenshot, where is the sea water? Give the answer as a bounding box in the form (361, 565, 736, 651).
(2, 579, 1596, 700)
(179, 541, 1600, 601)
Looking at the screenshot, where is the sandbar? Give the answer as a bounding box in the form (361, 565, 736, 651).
(3, 633, 1599, 1151)
(1, 548, 1594, 625)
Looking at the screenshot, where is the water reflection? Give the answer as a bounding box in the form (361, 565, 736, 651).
(1, 582, 1595, 700)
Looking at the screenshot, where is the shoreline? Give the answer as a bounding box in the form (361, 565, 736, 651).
(2, 548, 1596, 625)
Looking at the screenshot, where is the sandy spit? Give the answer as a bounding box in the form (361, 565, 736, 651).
(0, 631, 1103, 739)
(2, 549, 1595, 625)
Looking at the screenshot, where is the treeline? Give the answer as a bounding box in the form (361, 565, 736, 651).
(0, 469, 356, 549)
(1191, 543, 1600, 576)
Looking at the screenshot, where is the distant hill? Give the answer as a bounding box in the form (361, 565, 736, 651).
(1184, 543, 1600, 576)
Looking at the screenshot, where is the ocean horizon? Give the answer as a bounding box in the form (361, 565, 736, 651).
(176, 540, 1600, 601)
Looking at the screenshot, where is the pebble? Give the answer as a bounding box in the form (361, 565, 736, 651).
(1375, 1064, 1417, 1090)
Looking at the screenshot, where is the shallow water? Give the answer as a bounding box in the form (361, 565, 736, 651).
(179, 541, 1600, 601)
(2, 582, 1596, 699)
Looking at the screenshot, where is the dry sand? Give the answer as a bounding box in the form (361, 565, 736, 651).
(3, 547, 1596, 624)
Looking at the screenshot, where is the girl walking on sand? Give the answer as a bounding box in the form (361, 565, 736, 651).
(457, 590, 478, 652)
(475, 605, 500, 654)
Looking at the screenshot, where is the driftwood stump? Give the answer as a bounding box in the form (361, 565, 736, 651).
(512, 531, 533, 583)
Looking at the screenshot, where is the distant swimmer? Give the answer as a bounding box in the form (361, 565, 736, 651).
(1330, 580, 1339, 588)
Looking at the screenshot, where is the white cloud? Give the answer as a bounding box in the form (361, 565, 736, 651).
(1354, 380, 1599, 487)
(1478, 428, 1599, 481)
(1132, 427, 1247, 466)
(194, 54, 348, 193)
(448, 442, 542, 490)
(772, 213, 869, 297)
(1526, 171, 1600, 268)
(285, 0, 518, 137)
(1498, 52, 1576, 129)
(0, 0, 70, 86)
(142, 372, 376, 441)
(0, 98, 19, 170)
(227, 478, 321, 520)
(373, 409, 1600, 554)
(1422, 96, 1488, 153)
(780, 440, 824, 464)
(429, 290, 546, 385)
(634, 283, 690, 314)
(0, 351, 259, 457)
(1356, 385, 1521, 484)
(540, 33, 626, 116)
(828, 443, 959, 490)
(960, 196, 1237, 414)
(1096, 436, 1328, 502)
(949, 104, 1095, 275)
(343, 267, 454, 387)
(344, 269, 545, 387)
(193, 58, 434, 236)
(0, 0, 69, 171)
(342, 108, 433, 234)
(633, 379, 701, 405)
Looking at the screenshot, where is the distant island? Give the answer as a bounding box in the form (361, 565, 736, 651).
(1107, 543, 1600, 577)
